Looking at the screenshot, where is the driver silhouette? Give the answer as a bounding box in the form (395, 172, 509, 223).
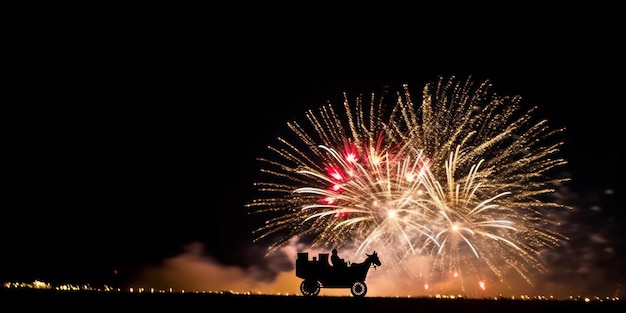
(331, 248, 347, 268)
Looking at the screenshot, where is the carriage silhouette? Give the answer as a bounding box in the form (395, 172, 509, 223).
(295, 250, 381, 297)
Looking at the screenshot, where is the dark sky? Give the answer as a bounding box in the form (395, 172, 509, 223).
(2, 12, 624, 297)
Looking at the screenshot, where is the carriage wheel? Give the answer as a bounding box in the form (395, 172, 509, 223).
(300, 280, 320, 296)
(350, 281, 367, 297)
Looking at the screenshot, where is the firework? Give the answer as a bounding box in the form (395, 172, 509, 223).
(246, 75, 570, 286)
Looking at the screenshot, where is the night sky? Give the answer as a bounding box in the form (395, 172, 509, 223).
(3, 12, 624, 298)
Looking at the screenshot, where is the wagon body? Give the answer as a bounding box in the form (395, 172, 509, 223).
(296, 252, 367, 286)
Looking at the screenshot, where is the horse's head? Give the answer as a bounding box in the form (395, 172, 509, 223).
(366, 251, 382, 268)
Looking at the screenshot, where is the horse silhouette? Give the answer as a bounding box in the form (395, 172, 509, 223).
(296, 250, 381, 297)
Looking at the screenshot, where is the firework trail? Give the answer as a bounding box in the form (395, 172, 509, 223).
(246, 75, 570, 286)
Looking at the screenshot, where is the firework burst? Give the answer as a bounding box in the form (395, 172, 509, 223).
(246, 75, 570, 286)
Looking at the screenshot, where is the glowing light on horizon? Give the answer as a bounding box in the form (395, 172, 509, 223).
(246, 75, 570, 288)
